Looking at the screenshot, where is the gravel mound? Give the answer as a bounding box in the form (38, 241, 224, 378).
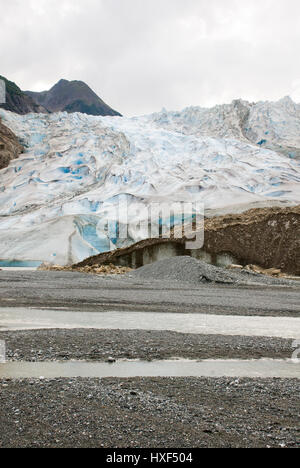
(129, 257, 237, 284)
(129, 256, 299, 286)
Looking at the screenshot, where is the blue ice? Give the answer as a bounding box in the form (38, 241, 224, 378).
(0, 260, 42, 267)
(81, 224, 110, 252)
(266, 191, 289, 197)
(31, 134, 45, 145)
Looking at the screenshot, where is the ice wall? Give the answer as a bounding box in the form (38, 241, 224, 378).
(0, 98, 299, 265)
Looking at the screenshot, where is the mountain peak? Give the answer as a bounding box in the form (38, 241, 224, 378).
(26, 79, 121, 116)
(52, 79, 85, 88)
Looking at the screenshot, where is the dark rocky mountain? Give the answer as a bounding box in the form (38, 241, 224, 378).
(0, 118, 24, 170)
(26, 79, 122, 116)
(0, 75, 48, 115)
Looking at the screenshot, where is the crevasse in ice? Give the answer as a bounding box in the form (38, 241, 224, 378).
(0, 97, 299, 265)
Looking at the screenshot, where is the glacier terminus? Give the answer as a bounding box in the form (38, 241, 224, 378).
(0, 97, 299, 266)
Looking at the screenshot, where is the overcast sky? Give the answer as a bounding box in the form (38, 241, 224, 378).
(1, 0, 300, 116)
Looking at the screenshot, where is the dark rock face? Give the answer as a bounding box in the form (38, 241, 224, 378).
(26, 79, 122, 116)
(0, 76, 48, 115)
(0, 118, 23, 170)
(75, 206, 300, 276)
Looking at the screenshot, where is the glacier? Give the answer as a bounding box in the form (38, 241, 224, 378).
(147, 96, 300, 160)
(0, 96, 300, 266)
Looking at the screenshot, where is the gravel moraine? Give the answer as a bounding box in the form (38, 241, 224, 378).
(128, 256, 300, 286)
(0, 329, 295, 362)
(0, 377, 299, 448)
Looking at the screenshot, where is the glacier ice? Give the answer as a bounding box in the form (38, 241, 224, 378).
(147, 96, 300, 160)
(0, 97, 299, 266)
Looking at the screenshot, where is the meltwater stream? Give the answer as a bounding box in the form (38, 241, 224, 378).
(0, 307, 299, 339)
(0, 359, 299, 379)
(0, 307, 299, 379)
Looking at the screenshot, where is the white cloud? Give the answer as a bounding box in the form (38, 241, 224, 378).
(0, 0, 300, 115)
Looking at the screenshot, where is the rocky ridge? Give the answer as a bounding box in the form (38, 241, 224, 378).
(0, 118, 23, 170)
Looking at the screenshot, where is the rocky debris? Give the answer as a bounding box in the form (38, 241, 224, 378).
(0, 118, 23, 169)
(107, 357, 117, 364)
(244, 264, 298, 279)
(130, 256, 236, 284)
(227, 264, 244, 270)
(38, 262, 131, 276)
(0, 377, 298, 448)
(0, 329, 294, 363)
(76, 205, 300, 276)
(39, 253, 300, 286)
(227, 263, 300, 280)
(39, 256, 299, 284)
(129, 256, 299, 286)
(247, 266, 282, 277)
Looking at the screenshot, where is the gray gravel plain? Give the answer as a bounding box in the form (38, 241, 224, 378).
(0, 377, 299, 448)
(0, 269, 299, 316)
(0, 266, 299, 449)
(0, 329, 294, 362)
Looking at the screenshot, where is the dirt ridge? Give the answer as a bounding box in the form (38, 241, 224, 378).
(75, 205, 300, 275)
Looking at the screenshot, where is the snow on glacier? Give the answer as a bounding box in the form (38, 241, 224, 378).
(147, 96, 300, 160)
(0, 99, 299, 266)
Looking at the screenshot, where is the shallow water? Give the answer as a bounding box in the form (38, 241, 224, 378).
(0, 307, 299, 339)
(0, 359, 299, 379)
(0, 267, 38, 271)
